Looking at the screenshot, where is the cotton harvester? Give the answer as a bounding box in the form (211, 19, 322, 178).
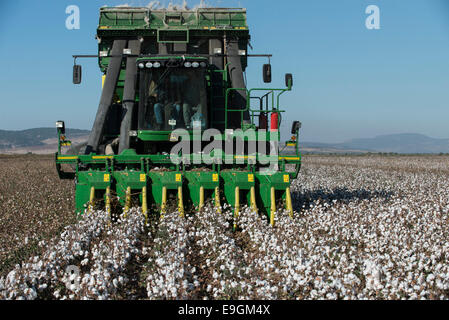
(55, 7, 301, 226)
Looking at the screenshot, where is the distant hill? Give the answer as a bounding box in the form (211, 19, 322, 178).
(0, 128, 90, 154)
(1, 129, 448, 155)
(302, 133, 449, 154)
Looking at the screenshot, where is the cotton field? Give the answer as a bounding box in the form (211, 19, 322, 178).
(1, 155, 449, 300)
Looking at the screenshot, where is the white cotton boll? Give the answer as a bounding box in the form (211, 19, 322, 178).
(3, 169, 449, 301)
(6, 271, 17, 286)
(27, 288, 37, 300)
(38, 283, 48, 291)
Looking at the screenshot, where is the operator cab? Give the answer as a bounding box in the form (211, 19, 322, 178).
(137, 57, 209, 132)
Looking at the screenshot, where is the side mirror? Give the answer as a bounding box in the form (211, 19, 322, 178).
(285, 73, 293, 88)
(56, 121, 66, 135)
(263, 64, 272, 83)
(291, 121, 301, 134)
(73, 64, 82, 84)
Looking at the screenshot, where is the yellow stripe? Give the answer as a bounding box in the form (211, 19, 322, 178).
(123, 186, 131, 217)
(178, 186, 184, 218)
(233, 155, 298, 161)
(250, 186, 257, 214)
(270, 187, 276, 227)
(161, 186, 167, 216)
(92, 156, 114, 160)
(142, 186, 149, 223)
(105, 186, 111, 216)
(58, 156, 78, 160)
(279, 157, 300, 161)
(215, 186, 221, 214)
(234, 186, 240, 230)
(88, 187, 95, 213)
(286, 187, 293, 219)
(199, 186, 205, 211)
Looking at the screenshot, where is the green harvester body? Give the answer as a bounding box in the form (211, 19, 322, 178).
(56, 7, 301, 224)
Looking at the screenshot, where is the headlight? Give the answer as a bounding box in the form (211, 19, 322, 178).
(138, 63, 145, 69)
(153, 62, 161, 68)
(56, 121, 64, 129)
(192, 62, 199, 68)
(200, 62, 207, 68)
(146, 62, 153, 68)
(184, 62, 192, 68)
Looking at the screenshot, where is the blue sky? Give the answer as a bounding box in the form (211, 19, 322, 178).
(0, 0, 448, 142)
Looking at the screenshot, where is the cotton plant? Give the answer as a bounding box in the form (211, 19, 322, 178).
(0, 209, 145, 300)
(2, 155, 449, 300)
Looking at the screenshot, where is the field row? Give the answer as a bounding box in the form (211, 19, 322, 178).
(1, 155, 449, 299)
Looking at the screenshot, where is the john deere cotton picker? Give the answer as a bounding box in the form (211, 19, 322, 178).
(55, 7, 301, 226)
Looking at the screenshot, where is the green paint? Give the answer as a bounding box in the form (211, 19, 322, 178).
(57, 6, 301, 221)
